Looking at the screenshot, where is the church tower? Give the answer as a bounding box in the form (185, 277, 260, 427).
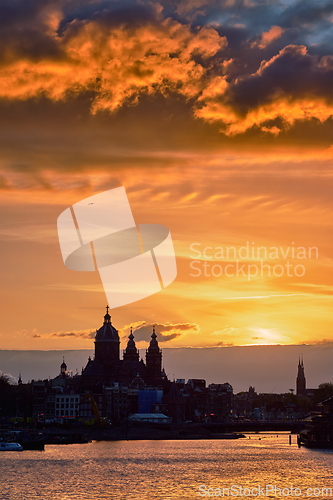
(94, 306, 120, 365)
(296, 356, 306, 396)
(123, 327, 140, 362)
(60, 357, 67, 378)
(145, 325, 163, 385)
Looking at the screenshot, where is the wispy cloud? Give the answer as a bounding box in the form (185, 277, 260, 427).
(214, 294, 308, 300)
(129, 322, 200, 342)
(32, 329, 96, 339)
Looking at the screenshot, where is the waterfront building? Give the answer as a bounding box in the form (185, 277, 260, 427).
(207, 383, 233, 419)
(55, 393, 80, 419)
(138, 389, 163, 413)
(30, 308, 234, 424)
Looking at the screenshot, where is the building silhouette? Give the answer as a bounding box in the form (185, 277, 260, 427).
(296, 356, 306, 396)
(27, 307, 233, 424)
(81, 307, 167, 388)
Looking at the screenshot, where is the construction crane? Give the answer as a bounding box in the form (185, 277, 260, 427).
(76, 393, 101, 424)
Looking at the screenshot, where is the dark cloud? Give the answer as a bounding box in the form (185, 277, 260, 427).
(195, 44, 333, 135)
(227, 45, 333, 113)
(213, 341, 235, 347)
(0, 0, 331, 145)
(58, 1, 159, 34)
(132, 322, 199, 342)
(33, 329, 96, 339)
(0, 0, 50, 28)
(280, 0, 333, 29)
(0, 346, 332, 392)
(297, 339, 333, 347)
(0, 0, 63, 61)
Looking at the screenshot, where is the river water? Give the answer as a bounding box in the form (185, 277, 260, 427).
(1, 435, 333, 499)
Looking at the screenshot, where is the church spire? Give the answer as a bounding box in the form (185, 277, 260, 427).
(123, 326, 139, 362)
(148, 324, 159, 352)
(296, 355, 306, 396)
(145, 324, 163, 385)
(104, 305, 111, 324)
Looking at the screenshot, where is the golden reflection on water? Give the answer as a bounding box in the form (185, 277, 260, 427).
(1, 435, 333, 500)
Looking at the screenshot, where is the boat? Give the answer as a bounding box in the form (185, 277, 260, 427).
(21, 437, 45, 450)
(0, 442, 23, 451)
(298, 396, 333, 449)
(18, 431, 45, 450)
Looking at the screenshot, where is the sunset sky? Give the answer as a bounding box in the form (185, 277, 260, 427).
(0, 0, 332, 356)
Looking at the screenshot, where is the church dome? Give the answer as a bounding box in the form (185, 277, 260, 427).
(95, 306, 119, 340)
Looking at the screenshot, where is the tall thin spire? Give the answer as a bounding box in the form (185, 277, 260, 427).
(296, 356, 306, 396)
(145, 324, 162, 384)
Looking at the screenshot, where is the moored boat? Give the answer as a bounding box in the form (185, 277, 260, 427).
(0, 442, 23, 451)
(298, 396, 333, 449)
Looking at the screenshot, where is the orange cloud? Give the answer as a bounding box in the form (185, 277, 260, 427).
(196, 97, 333, 135)
(252, 26, 285, 49)
(0, 15, 227, 113)
(261, 126, 281, 135)
(0, 5, 331, 139)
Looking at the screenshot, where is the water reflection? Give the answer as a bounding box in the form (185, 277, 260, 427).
(1, 435, 332, 499)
